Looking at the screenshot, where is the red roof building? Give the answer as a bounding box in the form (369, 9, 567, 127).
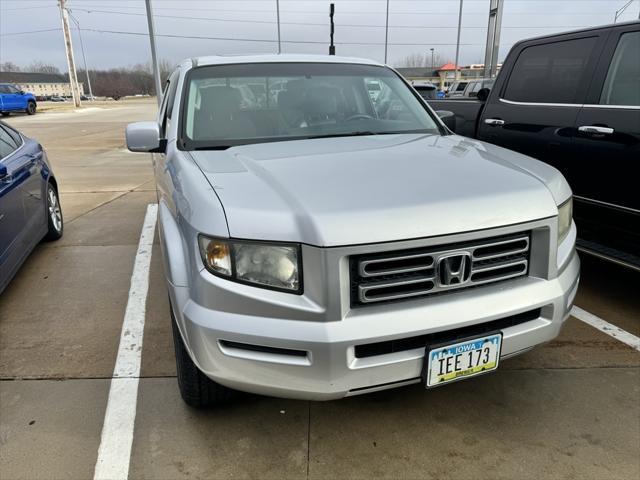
(437, 63, 459, 72)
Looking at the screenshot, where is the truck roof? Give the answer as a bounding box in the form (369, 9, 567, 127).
(189, 54, 384, 68)
(514, 19, 639, 47)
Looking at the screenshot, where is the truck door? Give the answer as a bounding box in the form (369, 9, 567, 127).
(0, 85, 8, 110)
(570, 24, 640, 262)
(0, 85, 24, 111)
(477, 31, 607, 184)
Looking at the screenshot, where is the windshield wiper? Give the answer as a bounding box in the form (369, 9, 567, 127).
(305, 131, 425, 140)
(306, 131, 379, 140)
(193, 145, 232, 151)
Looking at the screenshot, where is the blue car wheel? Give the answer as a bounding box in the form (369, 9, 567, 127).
(45, 183, 63, 241)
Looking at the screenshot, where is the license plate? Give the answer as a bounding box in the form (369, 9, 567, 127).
(424, 333, 502, 387)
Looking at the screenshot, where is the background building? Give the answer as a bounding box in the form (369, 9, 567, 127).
(397, 63, 502, 91)
(0, 71, 84, 98)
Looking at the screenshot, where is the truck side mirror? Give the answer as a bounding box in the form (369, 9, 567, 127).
(126, 122, 164, 153)
(477, 88, 490, 102)
(436, 110, 456, 131)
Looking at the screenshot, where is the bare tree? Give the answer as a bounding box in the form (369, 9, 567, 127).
(2, 58, 177, 99)
(396, 52, 442, 69)
(159, 58, 175, 83)
(0, 61, 21, 72)
(24, 61, 61, 74)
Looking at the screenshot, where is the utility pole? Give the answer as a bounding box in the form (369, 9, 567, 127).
(276, 0, 281, 54)
(58, 0, 81, 107)
(483, 0, 504, 79)
(454, 0, 464, 81)
(145, 0, 162, 106)
(67, 10, 94, 100)
(329, 3, 335, 55)
(384, 0, 390, 64)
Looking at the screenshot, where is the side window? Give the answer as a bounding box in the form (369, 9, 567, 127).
(600, 31, 640, 106)
(504, 37, 597, 104)
(2, 124, 22, 146)
(0, 126, 19, 160)
(157, 80, 171, 127)
(159, 70, 179, 137)
(0, 85, 10, 94)
(468, 81, 482, 97)
(455, 82, 467, 92)
(165, 71, 180, 120)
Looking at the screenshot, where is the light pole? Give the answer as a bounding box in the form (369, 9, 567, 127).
(384, 0, 389, 64)
(454, 0, 463, 81)
(276, 0, 281, 53)
(145, 0, 162, 106)
(483, 0, 504, 79)
(66, 9, 93, 100)
(430, 48, 435, 70)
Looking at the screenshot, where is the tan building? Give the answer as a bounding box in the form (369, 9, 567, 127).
(396, 63, 503, 91)
(0, 72, 84, 98)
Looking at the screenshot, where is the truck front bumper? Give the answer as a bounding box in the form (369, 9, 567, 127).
(170, 251, 579, 401)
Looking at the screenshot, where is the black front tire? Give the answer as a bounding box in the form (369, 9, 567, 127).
(0, 112, 9, 117)
(171, 305, 235, 407)
(26, 102, 36, 115)
(44, 182, 63, 241)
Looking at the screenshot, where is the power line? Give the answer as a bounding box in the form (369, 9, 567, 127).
(0, 5, 57, 10)
(78, 27, 513, 47)
(67, 7, 592, 29)
(0, 28, 62, 36)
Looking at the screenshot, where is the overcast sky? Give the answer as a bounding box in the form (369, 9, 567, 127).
(1, 0, 638, 71)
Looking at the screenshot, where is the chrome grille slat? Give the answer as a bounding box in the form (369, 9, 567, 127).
(471, 259, 528, 274)
(471, 236, 529, 261)
(468, 268, 530, 286)
(360, 286, 436, 303)
(359, 252, 434, 277)
(351, 232, 531, 306)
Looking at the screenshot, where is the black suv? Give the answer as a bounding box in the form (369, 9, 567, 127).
(428, 21, 640, 270)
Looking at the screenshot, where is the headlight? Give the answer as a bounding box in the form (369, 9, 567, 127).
(198, 235, 301, 293)
(557, 197, 573, 244)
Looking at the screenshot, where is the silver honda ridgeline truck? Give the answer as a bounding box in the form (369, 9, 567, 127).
(126, 55, 579, 407)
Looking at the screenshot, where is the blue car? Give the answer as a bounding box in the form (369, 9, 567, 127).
(0, 84, 37, 116)
(0, 121, 62, 294)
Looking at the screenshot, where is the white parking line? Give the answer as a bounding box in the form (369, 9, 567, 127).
(94, 204, 157, 480)
(572, 306, 640, 352)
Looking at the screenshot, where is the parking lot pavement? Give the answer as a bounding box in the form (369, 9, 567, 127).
(0, 103, 638, 480)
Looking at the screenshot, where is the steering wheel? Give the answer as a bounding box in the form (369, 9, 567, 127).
(345, 113, 374, 122)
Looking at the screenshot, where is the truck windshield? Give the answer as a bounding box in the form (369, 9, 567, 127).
(180, 62, 441, 149)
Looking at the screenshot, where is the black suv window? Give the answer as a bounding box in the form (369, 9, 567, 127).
(504, 37, 597, 104)
(600, 31, 640, 106)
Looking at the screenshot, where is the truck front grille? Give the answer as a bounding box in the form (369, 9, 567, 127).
(350, 232, 530, 306)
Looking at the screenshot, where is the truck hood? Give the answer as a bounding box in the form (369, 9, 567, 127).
(190, 134, 559, 246)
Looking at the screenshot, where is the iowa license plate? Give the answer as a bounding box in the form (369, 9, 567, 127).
(424, 333, 502, 387)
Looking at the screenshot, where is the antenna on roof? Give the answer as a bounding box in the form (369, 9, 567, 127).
(329, 3, 336, 55)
